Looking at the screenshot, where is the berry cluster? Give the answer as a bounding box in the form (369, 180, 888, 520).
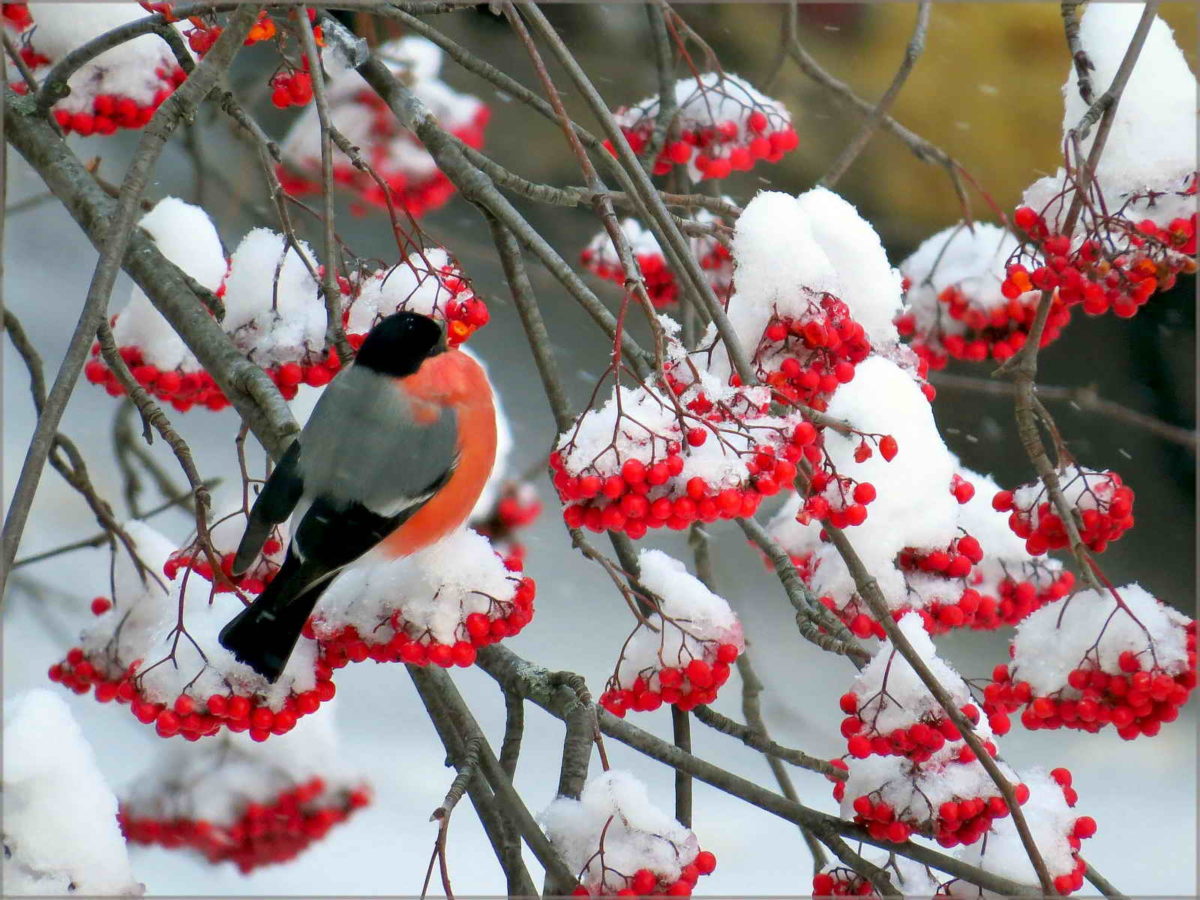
(754, 299, 873, 412)
(552, 398, 811, 539)
(985, 587, 1197, 740)
(474, 481, 543, 571)
(50, 66, 188, 135)
(609, 73, 797, 180)
(812, 868, 881, 897)
(569, 851, 718, 897)
(842, 694, 993, 762)
(312, 574, 535, 671)
(270, 70, 313, 108)
(582, 240, 678, 309)
(120, 779, 369, 873)
(84, 343, 230, 411)
(994, 466, 1134, 555)
(164, 535, 284, 596)
(278, 50, 489, 219)
(1005, 203, 1198, 319)
(49, 644, 337, 741)
(848, 779, 1025, 849)
(2, 3, 32, 30)
(600, 642, 739, 716)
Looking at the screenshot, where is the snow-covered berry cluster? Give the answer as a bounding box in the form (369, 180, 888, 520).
(119, 714, 367, 872)
(608, 73, 797, 180)
(4, 4, 189, 134)
(541, 770, 717, 897)
(86, 200, 486, 411)
(984, 585, 1196, 740)
(838, 617, 1026, 848)
(551, 382, 806, 539)
(599, 550, 742, 716)
(994, 464, 1134, 555)
(310, 527, 535, 671)
(950, 768, 1096, 896)
(812, 856, 941, 899)
(896, 223, 1072, 367)
(163, 491, 288, 595)
(279, 36, 488, 218)
(48, 521, 333, 742)
(581, 212, 733, 310)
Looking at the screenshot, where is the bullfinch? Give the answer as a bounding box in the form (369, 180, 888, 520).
(218, 311, 497, 682)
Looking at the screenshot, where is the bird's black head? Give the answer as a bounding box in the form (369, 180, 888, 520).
(354, 312, 446, 377)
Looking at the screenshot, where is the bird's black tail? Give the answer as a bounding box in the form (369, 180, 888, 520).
(218, 552, 330, 683)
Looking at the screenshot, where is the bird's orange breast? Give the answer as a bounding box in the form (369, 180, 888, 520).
(379, 349, 497, 557)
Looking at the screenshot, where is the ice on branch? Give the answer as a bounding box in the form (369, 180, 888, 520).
(897, 223, 1070, 367)
(5, 3, 188, 135)
(599, 549, 742, 716)
(120, 709, 370, 873)
(1012, 5, 1196, 320)
(540, 770, 717, 896)
(2, 690, 141, 896)
(580, 213, 733, 309)
(49, 521, 333, 742)
(610, 72, 797, 180)
(312, 527, 535, 670)
(951, 768, 1095, 896)
(279, 36, 489, 217)
(985, 585, 1196, 740)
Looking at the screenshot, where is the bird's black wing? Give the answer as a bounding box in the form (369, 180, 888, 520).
(233, 439, 305, 575)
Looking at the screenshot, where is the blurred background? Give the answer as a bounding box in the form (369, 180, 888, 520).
(4, 3, 1195, 895)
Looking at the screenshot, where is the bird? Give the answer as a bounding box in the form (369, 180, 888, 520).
(218, 311, 497, 682)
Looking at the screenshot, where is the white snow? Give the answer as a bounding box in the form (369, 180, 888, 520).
(3, 690, 142, 896)
(540, 770, 700, 892)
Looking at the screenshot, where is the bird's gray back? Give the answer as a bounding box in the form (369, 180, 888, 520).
(297, 366, 458, 515)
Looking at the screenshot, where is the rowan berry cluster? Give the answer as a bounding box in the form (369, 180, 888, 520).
(270, 70, 313, 108)
(163, 535, 284, 596)
(49, 644, 336, 741)
(609, 73, 797, 180)
(600, 642, 739, 716)
(1004, 200, 1197, 319)
(53, 67, 189, 135)
(569, 851, 718, 897)
(994, 466, 1134, 555)
(312, 573, 535, 670)
(120, 779, 369, 873)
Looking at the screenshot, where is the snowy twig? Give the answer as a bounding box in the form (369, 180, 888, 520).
(821, 521, 1057, 895)
(692, 704, 845, 780)
(930, 371, 1197, 449)
(1061, 2, 1095, 106)
(822, 0, 931, 187)
(294, 9, 352, 366)
(782, 10, 971, 217)
(737, 517, 870, 664)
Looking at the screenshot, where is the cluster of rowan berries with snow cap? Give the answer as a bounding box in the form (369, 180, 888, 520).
(984, 585, 1196, 741)
(472, 480, 542, 572)
(279, 36, 489, 218)
(599, 550, 742, 716)
(608, 72, 797, 180)
(49, 521, 334, 742)
(993, 464, 1134, 555)
(812, 855, 941, 897)
(163, 489, 287, 596)
(896, 223, 1072, 367)
(3, 691, 142, 897)
(85, 199, 229, 411)
(551, 381, 806, 539)
(119, 710, 368, 873)
(345, 247, 488, 350)
(311, 527, 535, 671)
(948, 769, 1096, 897)
(1007, 5, 1197, 322)
(580, 211, 734, 310)
(4, 3, 189, 135)
(839, 615, 1027, 848)
(540, 770, 717, 897)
